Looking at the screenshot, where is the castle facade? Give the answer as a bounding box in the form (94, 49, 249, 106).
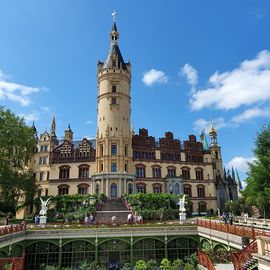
(31, 20, 239, 214)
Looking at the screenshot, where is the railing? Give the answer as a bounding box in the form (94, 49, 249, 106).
(256, 235, 270, 256)
(0, 256, 25, 270)
(198, 250, 216, 270)
(0, 224, 26, 237)
(231, 240, 258, 270)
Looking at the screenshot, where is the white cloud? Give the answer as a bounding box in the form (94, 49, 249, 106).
(85, 120, 94, 125)
(41, 106, 50, 112)
(19, 111, 39, 123)
(180, 63, 198, 91)
(190, 50, 270, 110)
(193, 117, 231, 131)
(232, 107, 270, 124)
(0, 70, 42, 106)
(142, 69, 168, 86)
(227, 156, 257, 173)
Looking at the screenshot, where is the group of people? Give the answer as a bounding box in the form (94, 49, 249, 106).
(127, 213, 143, 223)
(221, 212, 234, 225)
(84, 214, 94, 225)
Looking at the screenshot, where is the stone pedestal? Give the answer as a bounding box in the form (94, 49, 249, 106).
(39, 215, 47, 225)
(179, 213, 186, 224)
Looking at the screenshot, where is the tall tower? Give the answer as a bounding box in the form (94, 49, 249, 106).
(93, 18, 134, 197)
(209, 121, 223, 177)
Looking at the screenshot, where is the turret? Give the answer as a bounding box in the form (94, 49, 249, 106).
(64, 124, 73, 141)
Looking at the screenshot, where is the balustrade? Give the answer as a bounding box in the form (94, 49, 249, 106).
(0, 224, 26, 237)
(257, 236, 270, 256)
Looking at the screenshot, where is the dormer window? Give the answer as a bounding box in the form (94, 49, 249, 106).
(112, 60, 116, 67)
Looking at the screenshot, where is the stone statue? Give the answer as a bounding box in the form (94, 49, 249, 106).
(178, 195, 187, 223)
(178, 195, 186, 213)
(39, 197, 51, 216)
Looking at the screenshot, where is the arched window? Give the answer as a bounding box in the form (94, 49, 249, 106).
(78, 165, 89, 179)
(167, 166, 176, 177)
(153, 183, 162, 193)
(136, 183, 146, 193)
(198, 201, 207, 213)
(77, 184, 89, 195)
(152, 166, 161, 178)
(59, 166, 70, 179)
(128, 183, 133, 195)
(195, 168, 204, 180)
(135, 164, 146, 178)
(175, 183, 180, 194)
(111, 183, 117, 197)
(181, 167, 190, 180)
(95, 183, 100, 195)
(197, 185, 206, 198)
(184, 185, 192, 197)
(58, 184, 69, 195)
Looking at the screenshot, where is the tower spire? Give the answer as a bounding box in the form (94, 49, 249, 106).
(50, 114, 57, 139)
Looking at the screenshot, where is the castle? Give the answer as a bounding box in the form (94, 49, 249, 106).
(30, 19, 241, 215)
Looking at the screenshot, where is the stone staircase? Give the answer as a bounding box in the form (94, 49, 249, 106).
(94, 198, 132, 224)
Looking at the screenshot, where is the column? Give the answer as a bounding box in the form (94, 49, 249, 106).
(58, 238, 62, 268)
(119, 177, 122, 196)
(106, 177, 109, 197)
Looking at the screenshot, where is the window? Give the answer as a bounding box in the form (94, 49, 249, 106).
(124, 163, 127, 172)
(78, 184, 89, 195)
(95, 183, 100, 195)
(79, 166, 89, 179)
(152, 166, 161, 178)
(184, 185, 192, 197)
(100, 145, 103, 156)
(195, 169, 204, 180)
(47, 172, 50, 181)
(40, 145, 48, 152)
(58, 184, 69, 195)
(153, 184, 162, 193)
(111, 97, 117, 105)
(38, 189, 42, 197)
(112, 60, 116, 67)
(136, 166, 145, 178)
(182, 168, 190, 180)
(197, 185, 206, 198)
(100, 162, 103, 172)
(112, 85, 117, 93)
(124, 145, 128, 156)
(111, 144, 117, 155)
(167, 167, 176, 177)
(59, 166, 70, 179)
(39, 172, 44, 181)
(128, 183, 133, 194)
(45, 189, 48, 196)
(198, 202, 207, 213)
(136, 183, 146, 193)
(39, 157, 47, 165)
(111, 163, 117, 172)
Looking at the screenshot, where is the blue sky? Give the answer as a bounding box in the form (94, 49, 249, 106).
(1, 1, 270, 181)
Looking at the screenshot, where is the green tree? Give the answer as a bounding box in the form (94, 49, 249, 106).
(243, 125, 270, 218)
(0, 106, 37, 213)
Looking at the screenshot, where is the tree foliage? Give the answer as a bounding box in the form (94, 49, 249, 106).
(0, 106, 37, 213)
(243, 125, 270, 217)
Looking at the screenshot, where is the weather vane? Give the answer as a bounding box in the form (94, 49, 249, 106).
(112, 10, 116, 23)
